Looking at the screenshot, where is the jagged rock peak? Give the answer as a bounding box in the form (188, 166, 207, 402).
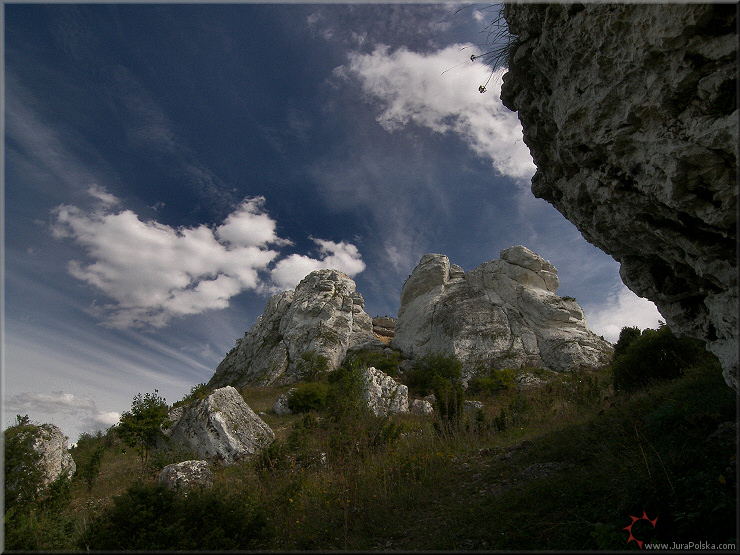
(208, 269, 380, 388)
(392, 247, 613, 380)
(501, 3, 737, 390)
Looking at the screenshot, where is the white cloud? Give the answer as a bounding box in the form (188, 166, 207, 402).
(583, 284, 664, 343)
(268, 238, 366, 293)
(51, 190, 365, 327)
(215, 197, 291, 248)
(6, 391, 97, 415)
(339, 43, 535, 182)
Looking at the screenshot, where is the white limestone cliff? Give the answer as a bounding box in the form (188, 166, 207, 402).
(392, 247, 613, 381)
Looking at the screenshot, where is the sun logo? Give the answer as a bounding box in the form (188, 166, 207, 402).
(623, 510, 658, 549)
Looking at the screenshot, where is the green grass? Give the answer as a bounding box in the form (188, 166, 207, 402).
(5, 360, 737, 551)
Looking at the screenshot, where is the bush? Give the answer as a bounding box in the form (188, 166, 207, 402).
(405, 353, 463, 397)
(296, 350, 330, 382)
(288, 382, 330, 413)
(116, 390, 170, 474)
(611, 325, 713, 392)
(468, 368, 517, 396)
(80, 482, 272, 550)
(612, 326, 641, 360)
(172, 383, 211, 408)
(345, 348, 403, 377)
(4, 415, 45, 513)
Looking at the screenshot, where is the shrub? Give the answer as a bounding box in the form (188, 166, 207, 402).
(296, 350, 330, 382)
(612, 325, 713, 392)
(172, 383, 211, 408)
(116, 390, 170, 474)
(288, 382, 330, 413)
(468, 367, 517, 396)
(4, 415, 45, 513)
(80, 482, 271, 550)
(405, 353, 463, 397)
(612, 326, 641, 360)
(345, 348, 403, 377)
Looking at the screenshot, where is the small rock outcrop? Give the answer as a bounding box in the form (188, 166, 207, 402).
(362, 366, 409, 417)
(501, 4, 738, 390)
(33, 424, 76, 486)
(164, 386, 274, 464)
(158, 460, 213, 492)
(372, 316, 396, 344)
(273, 389, 297, 416)
(392, 247, 613, 380)
(208, 269, 380, 388)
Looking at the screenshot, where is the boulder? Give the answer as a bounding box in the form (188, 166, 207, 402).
(158, 460, 213, 492)
(164, 386, 274, 465)
(208, 269, 382, 388)
(392, 248, 613, 381)
(362, 366, 409, 417)
(463, 400, 484, 414)
(410, 398, 434, 416)
(273, 388, 297, 416)
(32, 424, 76, 486)
(501, 4, 738, 390)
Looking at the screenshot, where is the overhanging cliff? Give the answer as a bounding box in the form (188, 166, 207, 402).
(500, 3, 738, 390)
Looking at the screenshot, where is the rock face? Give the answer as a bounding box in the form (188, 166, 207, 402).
(32, 424, 76, 486)
(158, 460, 213, 492)
(164, 386, 274, 464)
(500, 4, 738, 390)
(392, 247, 613, 380)
(362, 366, 409, 417)
(208, 269, 379, 388)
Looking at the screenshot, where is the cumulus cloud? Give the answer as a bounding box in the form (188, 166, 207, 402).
(268, 238, 366, 293)
(583, 284, 664, 343)
(338, 44, 535, 182)
(51, 190, 365, 327)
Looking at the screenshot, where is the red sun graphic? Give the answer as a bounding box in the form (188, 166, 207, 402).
(624, 510, 658, 549)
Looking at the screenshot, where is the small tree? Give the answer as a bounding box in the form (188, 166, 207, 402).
(116, 390, 170, 474)
(4, 415, 45, 513)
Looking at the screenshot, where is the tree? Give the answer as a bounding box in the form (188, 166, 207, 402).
(4, 415, 45, 513)
(116, 390, 170, 474)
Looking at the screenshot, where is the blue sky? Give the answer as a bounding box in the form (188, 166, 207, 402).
(3, 3, 662, 443)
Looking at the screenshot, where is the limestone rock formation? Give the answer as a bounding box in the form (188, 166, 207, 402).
(372, 316, 396, 344)
(500, 3, 738, 389)
(410, 398, 434, 416)
(164, 386, 274, 464)
(208, 269, 380, 388)
(273, 389, 296, 416)
(362, 366, 409, 417)
(158, 460, 213, 492)
(392, 247, 613, 380)
(32, 424, 76, 486)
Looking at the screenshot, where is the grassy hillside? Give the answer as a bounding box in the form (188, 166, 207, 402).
(4, 346, 737, 551)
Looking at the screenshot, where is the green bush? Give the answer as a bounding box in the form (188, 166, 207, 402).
(288, 382, 330, 413)
(4, 415, 46, 513)
(345, 348, 403, 377)
(80, 482, 272, 550)
(612, 326, 641, 360)
(116, 390, 170, 474)
(405, 353, 463, 397)
(611, 325, 713, 392)
(172, 383, 212, 408)
(468, 368, 517, 396)
(4, 416, 75, 550)
(296, 350, 330, 381)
